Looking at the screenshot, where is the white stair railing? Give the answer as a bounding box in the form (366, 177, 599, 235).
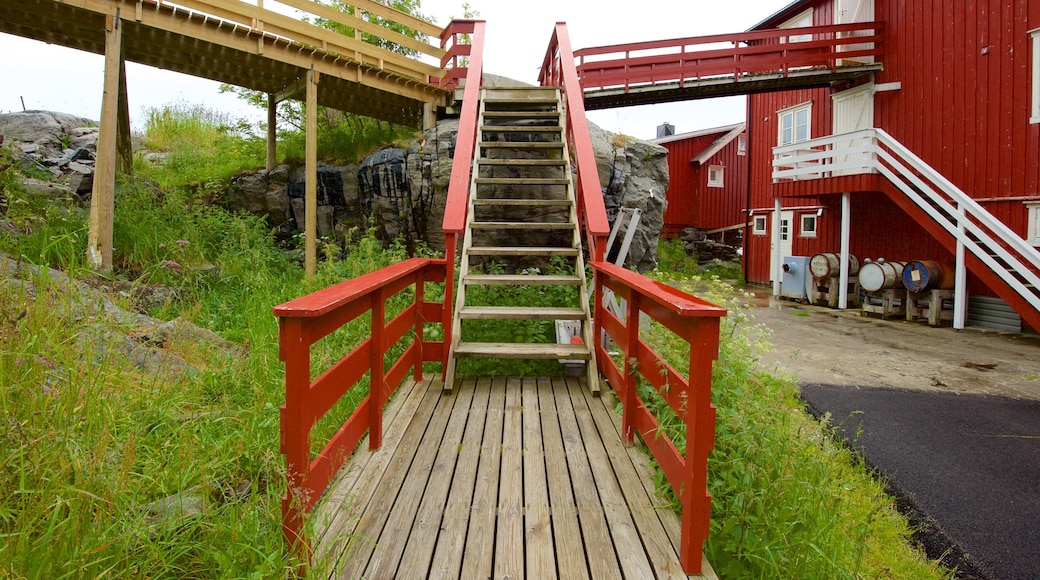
(772, 128, 1040, 315)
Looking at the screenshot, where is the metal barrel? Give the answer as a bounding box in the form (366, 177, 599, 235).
(809, 252, 860, 279)
(902, 260, 955, 292)
(858, 260, 907, 292)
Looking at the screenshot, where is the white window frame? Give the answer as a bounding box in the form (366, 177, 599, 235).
(753, 215, 768, 235)
(777, 102, 813, 146)
(800, 213, 818, 238)
(780, 8, 814, 43)
(707, 165, 725, 188)
(1031, 28, 1040, 124)
(737, 134, 747, 155)
(1026, 202, 1040, 246)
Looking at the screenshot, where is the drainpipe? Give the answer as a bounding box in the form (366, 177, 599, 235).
(773, 197, 782, 297)
(838, 192, 851, 309)
(953, 203, 967, 329)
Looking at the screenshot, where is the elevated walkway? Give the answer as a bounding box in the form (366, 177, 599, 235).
(311, 375, 714, 579)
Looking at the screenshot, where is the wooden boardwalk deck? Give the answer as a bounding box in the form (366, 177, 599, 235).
(308, 375, 716, 579)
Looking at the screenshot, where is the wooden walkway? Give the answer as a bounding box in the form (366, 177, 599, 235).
(309, 375, 716, 579)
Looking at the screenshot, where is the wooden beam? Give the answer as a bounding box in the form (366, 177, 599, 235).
(116, 56, 133, 174)
(267, 93, 277, 171)
(87, 13, 122, 271)
(305, 67, 319, 277)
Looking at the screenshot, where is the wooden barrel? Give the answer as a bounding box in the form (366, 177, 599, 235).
(809, 252, 860, 279)
(858, 260, 907, 292)
(902, 260, 955, 292)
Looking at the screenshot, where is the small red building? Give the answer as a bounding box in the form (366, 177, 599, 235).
(743, 0, 1040, 331)
(653, 123, 748, 243)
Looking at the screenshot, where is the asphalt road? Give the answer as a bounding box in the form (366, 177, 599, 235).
(800, 384, 1040, 580)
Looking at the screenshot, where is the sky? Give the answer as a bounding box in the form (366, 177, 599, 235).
(0, 0, 794, 140)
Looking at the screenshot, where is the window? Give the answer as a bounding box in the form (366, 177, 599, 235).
(737, 134, 747, 156)
(1027, 203, 1040, 246)
(1031, 28, 1040, 124)
(778, 102, 812, 146)
(780, 8, 814, 43)
(800, 214, 818, 237)
(753, 215, 768, 235)
(708, 165, 725, 187)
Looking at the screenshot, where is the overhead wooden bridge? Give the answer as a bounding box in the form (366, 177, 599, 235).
(0, 4, 889, 575)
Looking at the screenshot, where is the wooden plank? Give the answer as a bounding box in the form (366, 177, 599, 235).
(459, 377, 506, 579)
(86, 13, 121, 271)
(361, 377, 462, 577)
(522, 377, 556, 577)
(493, 378, 525, 578)
(393, 380, 478, 577)
(481, 125, 562, 133)
(311, 376, 425, 567)
(472, 199, 571, 207)
(553, 378, 622, 580)
(475, 178, 570, 185)
(477, 158, 567, 166)
(458, 306, 585, 320)
(469, 222, 574, 230)
(478, 141, 563, 149)
(304, 68, 318, 277)
(567, 377, 656, 578)
(583, 384, 688, 578)
(427, 378, 490, 578)
(462, 274, 581, 286)
(537, 377, 589, 579)
(453, 343, 591, 359)
(334, 379, 443, 577)
(467, 247, 578, 257)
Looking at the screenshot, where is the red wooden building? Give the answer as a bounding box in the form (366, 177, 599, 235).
(653, 123, 748, 242)
(743, 0, 1040, 332)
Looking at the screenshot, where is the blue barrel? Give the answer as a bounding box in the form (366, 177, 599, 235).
(902, 260, 955, 292)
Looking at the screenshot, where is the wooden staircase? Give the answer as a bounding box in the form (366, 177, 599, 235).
(444, 86, 599, 392)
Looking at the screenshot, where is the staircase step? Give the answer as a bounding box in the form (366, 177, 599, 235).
(479, 141, 562, 150)
(468, 247, 579, 257)
(472, 198, 571, 207)
(476, 178, 570, 186)
(479, 159, 566, 167)
(470, 221, 574, 230)
(463, 274, 582, 286)
(483, 111, 560, 119)
(459, 306, 585, 320)
(482, 125, 562, 133)
(453, 342, 591, 360)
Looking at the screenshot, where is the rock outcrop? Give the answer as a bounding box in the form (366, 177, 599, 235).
(0, 111, 99, 196)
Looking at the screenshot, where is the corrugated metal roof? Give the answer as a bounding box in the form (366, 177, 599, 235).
(650, 122, 743, 146)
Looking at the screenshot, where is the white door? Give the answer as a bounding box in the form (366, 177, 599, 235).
(836, 0, 875, 64)
(831, 83, 874, 175)
(769, 210, 795, 282)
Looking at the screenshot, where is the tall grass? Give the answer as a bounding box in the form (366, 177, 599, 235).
(643, 272, 950, 579)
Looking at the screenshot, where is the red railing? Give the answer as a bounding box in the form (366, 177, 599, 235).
(274, 257, 446, 556)
(538, 23, 610, 262)
(436, 19, 483, 91)
(440, 19, 485, 374)
(592, 261, 727, 574)
(575, 22, 883, 92)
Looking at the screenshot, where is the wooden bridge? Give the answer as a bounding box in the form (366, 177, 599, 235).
(0, 4, 890, 574)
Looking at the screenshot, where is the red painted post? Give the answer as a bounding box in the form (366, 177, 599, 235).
(442, 234, 456, 380)
(369, 289, 385, 450)
(413, 270, 425, 382)
(621, 293, 640, 445)
(280, 317, 311, 554)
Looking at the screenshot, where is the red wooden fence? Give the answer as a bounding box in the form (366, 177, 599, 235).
(538, 22, 610, 262)
(273, 257, 446, 555)
(592, 261, 727, 574)
(575, 22, 883, 92)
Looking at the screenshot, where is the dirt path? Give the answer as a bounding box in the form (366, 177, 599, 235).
(741, 289, 1040, 400)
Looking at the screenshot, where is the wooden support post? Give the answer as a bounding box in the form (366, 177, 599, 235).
(422, 101, 437, 130)
(304, 68, 319, 277)
(267, 94, 277, 171)
(87, 13, 122, 271)
(116, 58, 132, 175)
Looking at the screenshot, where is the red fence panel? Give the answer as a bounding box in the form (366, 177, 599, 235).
(591, 261, 726, 574)
(273, 257, 446, 559)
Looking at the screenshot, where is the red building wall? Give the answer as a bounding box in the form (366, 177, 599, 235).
(744, 0, 1040, 291)
(659, 129, 748, 236)
(660, 133, 718, 236)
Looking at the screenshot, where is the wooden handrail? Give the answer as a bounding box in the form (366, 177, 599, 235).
(143, 0, 445, 80)
(590, 261, 726, 575)
(275, 257, 446, 558)
(575, 22, 883, 91)
(538, 23, 610, 261)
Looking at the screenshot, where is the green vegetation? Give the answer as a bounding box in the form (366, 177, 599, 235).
(643, 272, 949, 579)
(0, 104, 946, 578)
(657, 236, 743, 281)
